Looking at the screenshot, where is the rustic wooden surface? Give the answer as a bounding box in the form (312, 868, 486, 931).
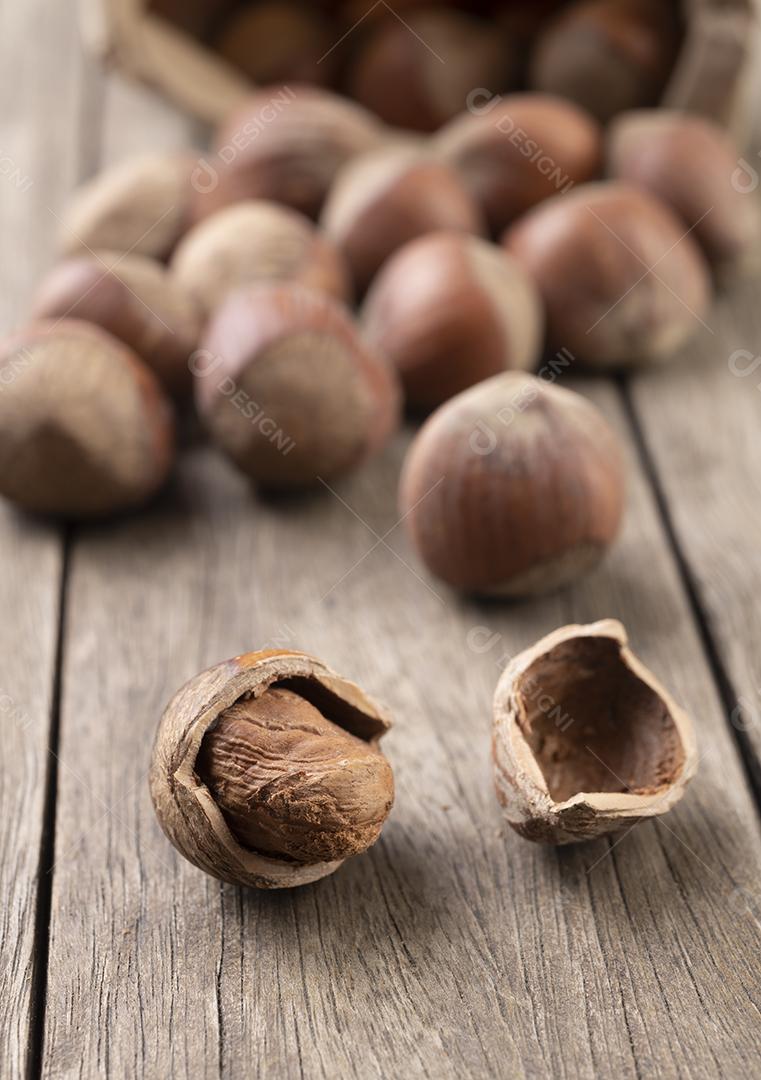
(3, 6, 761, 1079)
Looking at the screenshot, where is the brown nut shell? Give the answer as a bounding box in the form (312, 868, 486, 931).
(493, 620, 698, 844)
(194, 86, 385, 222)
(59, 152, 193, 261)
(149, 649, 394, 889)
(195, 283, 401, 489)
(321, 145, 485, 294)
(30, 252, 202, 396)
(214, 2, 336, 87)
(399, 373, 625, 596)
(504, 182, 712, 369)
(0, 320, 175, 518)
(171, 200, 351, 319)
(361, 231, 543, 410)
(608, 109, 761, 272)
(434, 94, 603, 234)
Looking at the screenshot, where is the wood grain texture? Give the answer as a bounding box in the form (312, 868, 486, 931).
(0, 2, 94, 1075)
(629, 279, 761, 787)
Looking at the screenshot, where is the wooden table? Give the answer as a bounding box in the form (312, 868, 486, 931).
(3, 6, 761, 1078)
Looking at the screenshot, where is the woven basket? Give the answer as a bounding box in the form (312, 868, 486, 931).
(81, 0, 761, 136)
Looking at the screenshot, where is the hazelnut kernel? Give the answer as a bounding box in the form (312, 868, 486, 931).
(195, 283, 400, 490)
(400, 372, 625, 596)
(361, 231, 543, 410)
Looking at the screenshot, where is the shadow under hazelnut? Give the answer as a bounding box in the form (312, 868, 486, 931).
(517, 636, 686, 803)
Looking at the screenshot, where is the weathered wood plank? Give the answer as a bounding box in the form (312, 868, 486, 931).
(628, 279, 761, 792)
(0, 4, 97, 1076)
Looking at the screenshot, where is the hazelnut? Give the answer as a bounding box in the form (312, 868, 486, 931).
(194, 85, 384, 222)
(195, 283, 401, 489)
(493, 620, 698, 844)
(529, 0, 680, 124)
(30, 252, 202, 396)
(608, 109, 761, 273)
(434, 93, 603, 234)
(59, 152, 193, 261)
(399, 372, 625, 596)
(214, 2, 336, 87)
(321, 145, 484, 294)
(0, 320, 175, 518)
(361, 231, 543, 410)
(150, 648, 394, 889)
(171, 200, 351, 319)
(345, 8, 507, 132)
(504, 182, 712, 369)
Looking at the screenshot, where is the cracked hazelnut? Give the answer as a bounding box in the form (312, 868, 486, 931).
(345, 8, 507, 132)
(30, 252, 202, 396)
(321, 145, 484, 294)
(529, 0, 680, 124)
(608, 109, 761, 273)
(361, 231, 543, 410)
(504, 182, 712, 369)
(195, 283, 400, 489)
(59, 152, 193, 261)
(0, 320, 175, 518)
(434, 93, 603, 234)
(493, 620, 698, 844)
(171, 200, 351, 320)
(194, 86, 384, 222)
(400, 372, 625, 596)
(150, 649, 394, 888)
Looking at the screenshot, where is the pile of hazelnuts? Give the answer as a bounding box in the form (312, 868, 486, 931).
(0, 0, 758, 600)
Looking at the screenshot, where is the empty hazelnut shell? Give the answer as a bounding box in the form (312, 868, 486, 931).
(493, 620, 698, 844)
(321, 145, 484, 294)
(361, 231, 543, 410)
(30, 252, 202, 396)
(434, 93, 603, 234)
(59, 152, 193, 261)
(0, 320, 175, 518)
(504, 182, 712, 368)
(195, 283, 400, 489)
(400, 372, 625, 596)
(194, 85, 385, 222)
(150, 649, 394, 888)
(171, 200, 351, 319)
(608, 109, 761, 272)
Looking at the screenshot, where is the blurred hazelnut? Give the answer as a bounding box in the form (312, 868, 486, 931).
(504, 182, 712, 368)
(608, 109, 761, 273)
(30, 252, 201, 396)
(59, 152, 193, 261)
(195, 283, 400, 489)
(171, 200, 351, 319)
(361, 231, 543, 409)
(434, 93, 603, 233)
(194, 85, 385, 221)
(400, 372, 625, 596)
(345, 8, 508, 132)
(321, 145, 484, 293)
(0, 321, 175, 518)
(214, 2, 336, 86)
(529, 0, 681, 124)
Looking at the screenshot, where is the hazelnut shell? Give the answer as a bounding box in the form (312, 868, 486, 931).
(149, 649, 393, 889)
(30, 252, 202, 396)
(171, 200, 352, 318)
(214, 2, 336, 87)
(361, 231, 543, 409)
(493, 620, 698, 844)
